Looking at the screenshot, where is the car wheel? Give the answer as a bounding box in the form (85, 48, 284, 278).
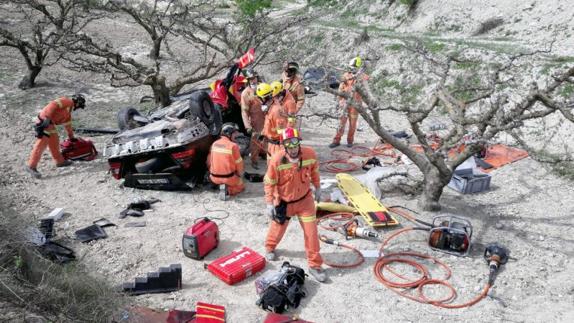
(189, 91, 214, 124)
(118, 107, 145, 131)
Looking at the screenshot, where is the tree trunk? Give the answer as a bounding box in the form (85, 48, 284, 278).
(418, 167, 451, 211)
(150, 76, 171, 107)
(149, 37, 162, 60)
(18, 66, 42, 89)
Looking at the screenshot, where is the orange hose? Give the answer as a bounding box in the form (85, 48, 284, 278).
(374, 226, 492, 308)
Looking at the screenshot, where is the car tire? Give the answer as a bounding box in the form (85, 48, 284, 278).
(118, 107, 144, 131)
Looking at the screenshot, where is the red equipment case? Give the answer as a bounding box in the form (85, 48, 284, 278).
(264, 313, 313, 323)
(195, 302, 225, 323)
(182, 218, 219, 260)
(60, 138, 98, 161)
(206, 246, 265, 285)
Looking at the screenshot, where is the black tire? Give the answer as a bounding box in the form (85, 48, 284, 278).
(117, 107, 144, 131)
(135, 157, 166, 173)
(189, 91, 215, 125)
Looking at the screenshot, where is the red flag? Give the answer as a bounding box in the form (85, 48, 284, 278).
(237, 48, 255, 69)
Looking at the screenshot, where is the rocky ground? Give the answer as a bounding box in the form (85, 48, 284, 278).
(1, 1, 574, 322)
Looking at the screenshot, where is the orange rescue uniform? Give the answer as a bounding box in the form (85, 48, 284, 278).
(27, 97, 75, 169)
(332, 72, 369, 146)
(282, 73, 305, 113)
(264, 146, 322, 269)
(207, 136, 245, 196)
(277, 90, 297, 128)
(262, 98, 289, 156)
(241, 87, 265, 164)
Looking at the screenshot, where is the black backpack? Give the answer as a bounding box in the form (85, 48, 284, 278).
(256, 262, 307, 313)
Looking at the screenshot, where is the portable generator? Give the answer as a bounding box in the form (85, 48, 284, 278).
(428, 215, 472, 256)
(60, 138, 98, 161)
(182, 218, 219, 260)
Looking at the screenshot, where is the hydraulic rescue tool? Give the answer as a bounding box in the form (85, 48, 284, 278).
(336, 219, 379, 239)
(484, 243, 509, 285)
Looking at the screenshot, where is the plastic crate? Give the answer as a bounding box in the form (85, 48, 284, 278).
(448, 169, 491, 194)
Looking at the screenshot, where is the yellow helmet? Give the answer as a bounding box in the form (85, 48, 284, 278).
(270, 81, 283, 97)
(348, 56, 363, 69)
(256, 83, 273, 100)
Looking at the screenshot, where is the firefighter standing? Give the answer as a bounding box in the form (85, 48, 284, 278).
(270, 81, 297, 128)
(282, 62, 305, 113)
(25, 95, 85, 178)
(329, 57, 369, 148)
(207, 123, 245, 201)
(263, 128, 327, 282)
(259, 83, 290, 157)
(240, 69, 266, 169)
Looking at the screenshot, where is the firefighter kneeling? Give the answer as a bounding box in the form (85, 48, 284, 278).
(207, 123, 245, 201)
(263, 128, 327, 282)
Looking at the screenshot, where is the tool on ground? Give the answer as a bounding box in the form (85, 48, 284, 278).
(60, 137, 98, 161)
(255, 262, 306, 314)
(374, 206, 510, 309)
(428, 215, 472, 256)
(336, 173, 399, 227)
(484, 243, 509, 285)
(119, 197, 160, 218)
(182, 218, 219, 260)
(206, 246, 266, 285)
(337, 218, 379, 239)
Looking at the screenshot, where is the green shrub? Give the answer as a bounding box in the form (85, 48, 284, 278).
(235, 0, 272, 17)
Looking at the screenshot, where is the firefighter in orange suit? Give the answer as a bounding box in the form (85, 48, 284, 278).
(25, 94, 86, 178)
(270, 81, 297, 128)
(207, 123, 245, 201)
(241, 69, 265, 169)
(259, 83, 289, 157)
(329, 57, 369, 148)
(282, 62, 305, 113)
(263, 128, 327, 282)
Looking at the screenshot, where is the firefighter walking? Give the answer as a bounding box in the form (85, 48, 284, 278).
(263, 128, 327, 282)
(329, 57, 369, 148)
(25, 94, 86, 178)
(207, 123, 245, 201)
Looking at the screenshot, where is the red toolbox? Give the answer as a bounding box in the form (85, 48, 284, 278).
(206, 247, 265, 285)
(195, 302, 225, 323)
(60, 138, 98, 161)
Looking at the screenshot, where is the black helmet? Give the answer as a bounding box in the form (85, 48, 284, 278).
(221, 122, 238, 138)
(72, 94, 86, 109)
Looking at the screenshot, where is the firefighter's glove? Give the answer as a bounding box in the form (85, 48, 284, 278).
(266, 204, 276, 219)
(34, 118, 51, 138)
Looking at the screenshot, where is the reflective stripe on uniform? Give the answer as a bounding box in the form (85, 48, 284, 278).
(45, 129, 58, 134)
(299, 215, 317, 223)
(62, 121, 72, 126)
(277, 163, 292, 171)
(264, 175, 277, 185)
(55, 99, 63, 108)
(235, 157, 243, 164)
(301, 159, 316, 167)
(212, 147, 232, 154)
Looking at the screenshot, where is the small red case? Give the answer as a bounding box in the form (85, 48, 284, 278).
(182, 218, 219, 260)
(60, 138, 98, 161)
(195, 302, 225, 323)
(206, 247, 265, 285)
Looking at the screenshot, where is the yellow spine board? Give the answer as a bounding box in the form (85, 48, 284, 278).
(336, 173, 399, 227)
(316, 202, 357, 213)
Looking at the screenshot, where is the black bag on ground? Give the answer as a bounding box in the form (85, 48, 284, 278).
(256, 262, 306, 313)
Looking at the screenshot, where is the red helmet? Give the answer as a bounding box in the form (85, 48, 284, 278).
(280, 128, 301, 148)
